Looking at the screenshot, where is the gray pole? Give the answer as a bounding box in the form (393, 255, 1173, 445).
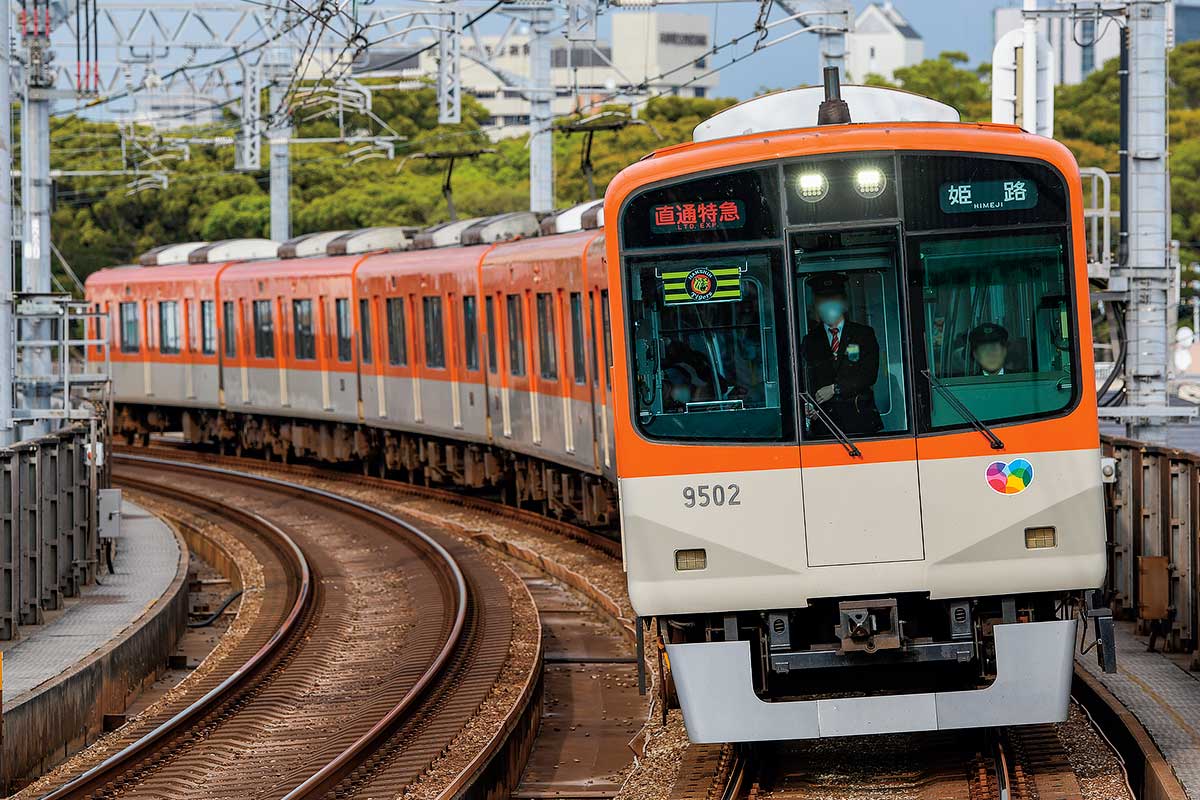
(21, 40, 51, 439)
(268, 80, 291, 242)
(0, 0, 12, 446)
(1123, 0, 1170, 443)
(528, 6, 553, 214)
(815, 1, 849, 75)
(267, 44, 292, 242)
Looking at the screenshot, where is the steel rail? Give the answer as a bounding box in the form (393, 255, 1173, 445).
(37, 465, 314, 800)
(121, 453, 471, 800)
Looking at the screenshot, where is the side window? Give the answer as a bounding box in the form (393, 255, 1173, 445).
(536, 292, 558, 380)
(570, 292, 586, 384)
(386, 297, 408, 366)
(119, 302, 140, 353)
(625, 251, 792, 441)
(506, 293, 526, 376)
(292, 299, 315, 360)
(201, 300, 216, 355)
(600, 289, 612, 390)
(335, 298, 352, 362)
(253, 299, 275, 359)
(911, 230, 1075, 428)
(222, 300, 237, 358)
(158, 300, 180, 355)
(359, 298, 373, 364)
(423, 296, 445, 368)
(485, 296, 498, 373)
(463, 295, 479, 371)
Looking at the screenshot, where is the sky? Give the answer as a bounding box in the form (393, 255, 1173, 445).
(604, 0, 1017, 100)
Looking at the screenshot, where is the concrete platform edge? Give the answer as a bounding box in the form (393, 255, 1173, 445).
(2, 511, 190, 787)
(1073, 663, 1190, 800)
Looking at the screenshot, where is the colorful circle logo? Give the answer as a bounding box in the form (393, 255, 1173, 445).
(986, 459, 1034, 495)
(685, 268, 717, 301)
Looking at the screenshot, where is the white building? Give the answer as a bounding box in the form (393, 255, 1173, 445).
(355, 11, 717, 137)
(845, 2, 924, 83)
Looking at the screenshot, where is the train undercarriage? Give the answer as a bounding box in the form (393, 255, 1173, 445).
(113, 402, 617, 527)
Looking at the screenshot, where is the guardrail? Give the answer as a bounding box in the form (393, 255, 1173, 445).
(1102, 435, 1200, 667)
(0, 425, 109, 641)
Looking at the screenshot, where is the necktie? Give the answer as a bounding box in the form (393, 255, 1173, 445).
(829, 326, 840, 355)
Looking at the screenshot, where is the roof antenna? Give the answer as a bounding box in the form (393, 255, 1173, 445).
(817, 66, 852, 126)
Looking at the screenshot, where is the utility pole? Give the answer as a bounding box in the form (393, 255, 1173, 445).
(815, 2, 849, 75)
(21, 2, 53, 439)
(0, 0, 12, 447)
(268, 45, 292, 242)
(528, 5, 554, 214)
(1122, 0, 1171, 443)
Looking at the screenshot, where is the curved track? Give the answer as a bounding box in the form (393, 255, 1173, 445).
(37, 454, 534, 800)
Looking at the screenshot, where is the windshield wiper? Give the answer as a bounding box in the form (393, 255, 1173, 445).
(921, 370, 1005, 450)
(800, 391, 862, 458)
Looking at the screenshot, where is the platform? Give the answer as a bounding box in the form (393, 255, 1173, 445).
(1, 499, 188, 784)
(1077, 621, 1200, 798)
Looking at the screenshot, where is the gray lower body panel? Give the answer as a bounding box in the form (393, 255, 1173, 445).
(667, 619, 1076, 742)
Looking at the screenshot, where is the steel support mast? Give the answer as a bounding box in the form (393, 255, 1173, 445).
(21, 21, 53, 438)
(268, 46, 293, 242)
(528, 5, 555, 214)
(1122, 0, 1171, 442)
(0, 0, 12, 446)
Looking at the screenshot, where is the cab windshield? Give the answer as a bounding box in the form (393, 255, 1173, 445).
(618, 152, 1077, 444)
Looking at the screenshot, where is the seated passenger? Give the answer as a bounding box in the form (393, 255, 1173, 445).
(801, 273, 883, 435)
(664, 341, 716, 404)
(969, 323, 1010, 376)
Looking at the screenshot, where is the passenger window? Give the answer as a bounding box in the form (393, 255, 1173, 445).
(792, 228, 909, 439)
(222, 301, 237, 359)
(292, 299, 316, 360)
(463, 296, 479, 371)
(253, 299, 275, 359)
(506, 294, 526, 376)
(119, 302, 139, 353)
(625, 250, 791, 441)
(386, 297, 408, 366)
(570, 292, 586, 384)
(158, 301, 180, 355)
(485, 296, 498, 373)
(600, 290, 612, 390)
(911, 230, 1075, 428)
(335, 298, 352, 362)
(536, 292, 558, 380)
(423, 296, 446, 368)
(359, 298, 373, 364)
(201, 300, 216, 355)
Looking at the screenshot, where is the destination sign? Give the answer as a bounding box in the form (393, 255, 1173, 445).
(651, 199, 745, 233)
(938, 180, 1039, 214)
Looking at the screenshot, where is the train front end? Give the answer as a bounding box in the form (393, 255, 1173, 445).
(604, 87, 1109, 742)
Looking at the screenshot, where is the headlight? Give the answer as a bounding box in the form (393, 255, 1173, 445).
(796, 171, 828, 203)
(854, 167, 887, 199)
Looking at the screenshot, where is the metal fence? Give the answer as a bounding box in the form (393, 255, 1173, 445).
(0, 424, 109, 641)
(1103, 435, 1200, 666)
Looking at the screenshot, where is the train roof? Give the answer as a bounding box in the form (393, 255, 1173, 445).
(480, 229, 600, 267)
(86, 260, 228, 288)
(356, 243, 492, 280)
(219, 254, 362, 282)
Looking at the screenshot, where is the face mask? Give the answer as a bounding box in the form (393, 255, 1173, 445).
(670, 386, 692, 404)
(817, 300, 846, 326)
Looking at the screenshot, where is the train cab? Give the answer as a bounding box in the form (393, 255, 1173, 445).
(604, 82, 1108, 741)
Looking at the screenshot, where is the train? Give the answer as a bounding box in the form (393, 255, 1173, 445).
(87, 76, 1113, 744)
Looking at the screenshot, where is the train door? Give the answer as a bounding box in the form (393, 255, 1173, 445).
(184, 298, 196, 399)
(791, 226, 924, 567)
(447, 291, 463, 429)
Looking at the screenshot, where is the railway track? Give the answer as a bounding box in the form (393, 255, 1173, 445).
(101, 441, 1138, 800)
(32, 453, 540, 800)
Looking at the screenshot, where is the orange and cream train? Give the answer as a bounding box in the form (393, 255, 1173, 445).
(87, 83, 1112, 743)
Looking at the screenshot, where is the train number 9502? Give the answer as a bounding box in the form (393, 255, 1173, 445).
(682, 484, 741, 508)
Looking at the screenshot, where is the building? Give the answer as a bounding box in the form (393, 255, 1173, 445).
(131, 90, 222, 131)
(354, 11, 717, 137)
(845, 2, 924, 83)
(994, 2, 1198, 87)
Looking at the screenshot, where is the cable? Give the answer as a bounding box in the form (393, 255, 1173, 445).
(188, 589, 244, 627)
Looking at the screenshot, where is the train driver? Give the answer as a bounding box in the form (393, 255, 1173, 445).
(969, 323, 1010, 376)
(801, 273, 883, 436)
